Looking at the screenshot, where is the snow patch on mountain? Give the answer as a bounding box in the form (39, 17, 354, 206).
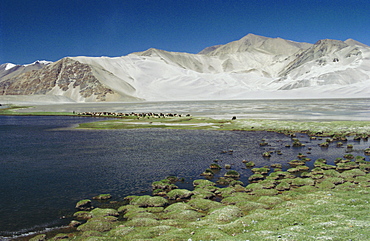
(4, 63, 17, 70)
(23, 60, 52, 67)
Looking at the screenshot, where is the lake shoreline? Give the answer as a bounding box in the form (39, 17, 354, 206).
(2, 105, 370, 136)
(21, 136, 370, 240)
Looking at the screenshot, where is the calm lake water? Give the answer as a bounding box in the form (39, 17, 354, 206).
(1, 98, 370, 239)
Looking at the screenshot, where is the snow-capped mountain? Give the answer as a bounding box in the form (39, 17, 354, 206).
(2, 63, 17, 71)
(0, 34, 369, 102)
(0, 60, 51, 81)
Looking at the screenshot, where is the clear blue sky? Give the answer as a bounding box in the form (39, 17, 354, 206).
(1, 0, 369, 65)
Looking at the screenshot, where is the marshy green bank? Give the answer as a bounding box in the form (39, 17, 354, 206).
(3, 105, 370, 240)
(3, 105, 370, 136)
(31, 158, 370, 240)
(77, 116, 370, 138)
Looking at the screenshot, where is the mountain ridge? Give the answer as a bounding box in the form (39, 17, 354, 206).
(1, 34, 369, 103)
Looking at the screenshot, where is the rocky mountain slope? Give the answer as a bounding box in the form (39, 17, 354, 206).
(1, 34, 369, 102)
(0, 60, 50, 82)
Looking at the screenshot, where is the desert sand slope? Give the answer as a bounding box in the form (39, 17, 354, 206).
(0, 34, 369, 102)
(275, 39, 370, 91)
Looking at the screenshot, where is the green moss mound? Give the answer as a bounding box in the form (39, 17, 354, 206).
(129, 195, 168, 207)
(205, 206, 244, 223)
(187, 198, 223, 212)
(166, 189, 193, 200)
(77, 218, 116, 232)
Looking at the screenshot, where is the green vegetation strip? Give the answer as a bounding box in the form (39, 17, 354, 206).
(0, 105, 75, 116)
(1, 105, 369, 135)
(77, 117, 370, 136)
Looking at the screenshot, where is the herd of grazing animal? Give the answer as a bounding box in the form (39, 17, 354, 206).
(77, 111, 191, 119)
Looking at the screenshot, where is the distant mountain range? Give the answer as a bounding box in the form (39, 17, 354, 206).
(1, 34, 369, 103)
